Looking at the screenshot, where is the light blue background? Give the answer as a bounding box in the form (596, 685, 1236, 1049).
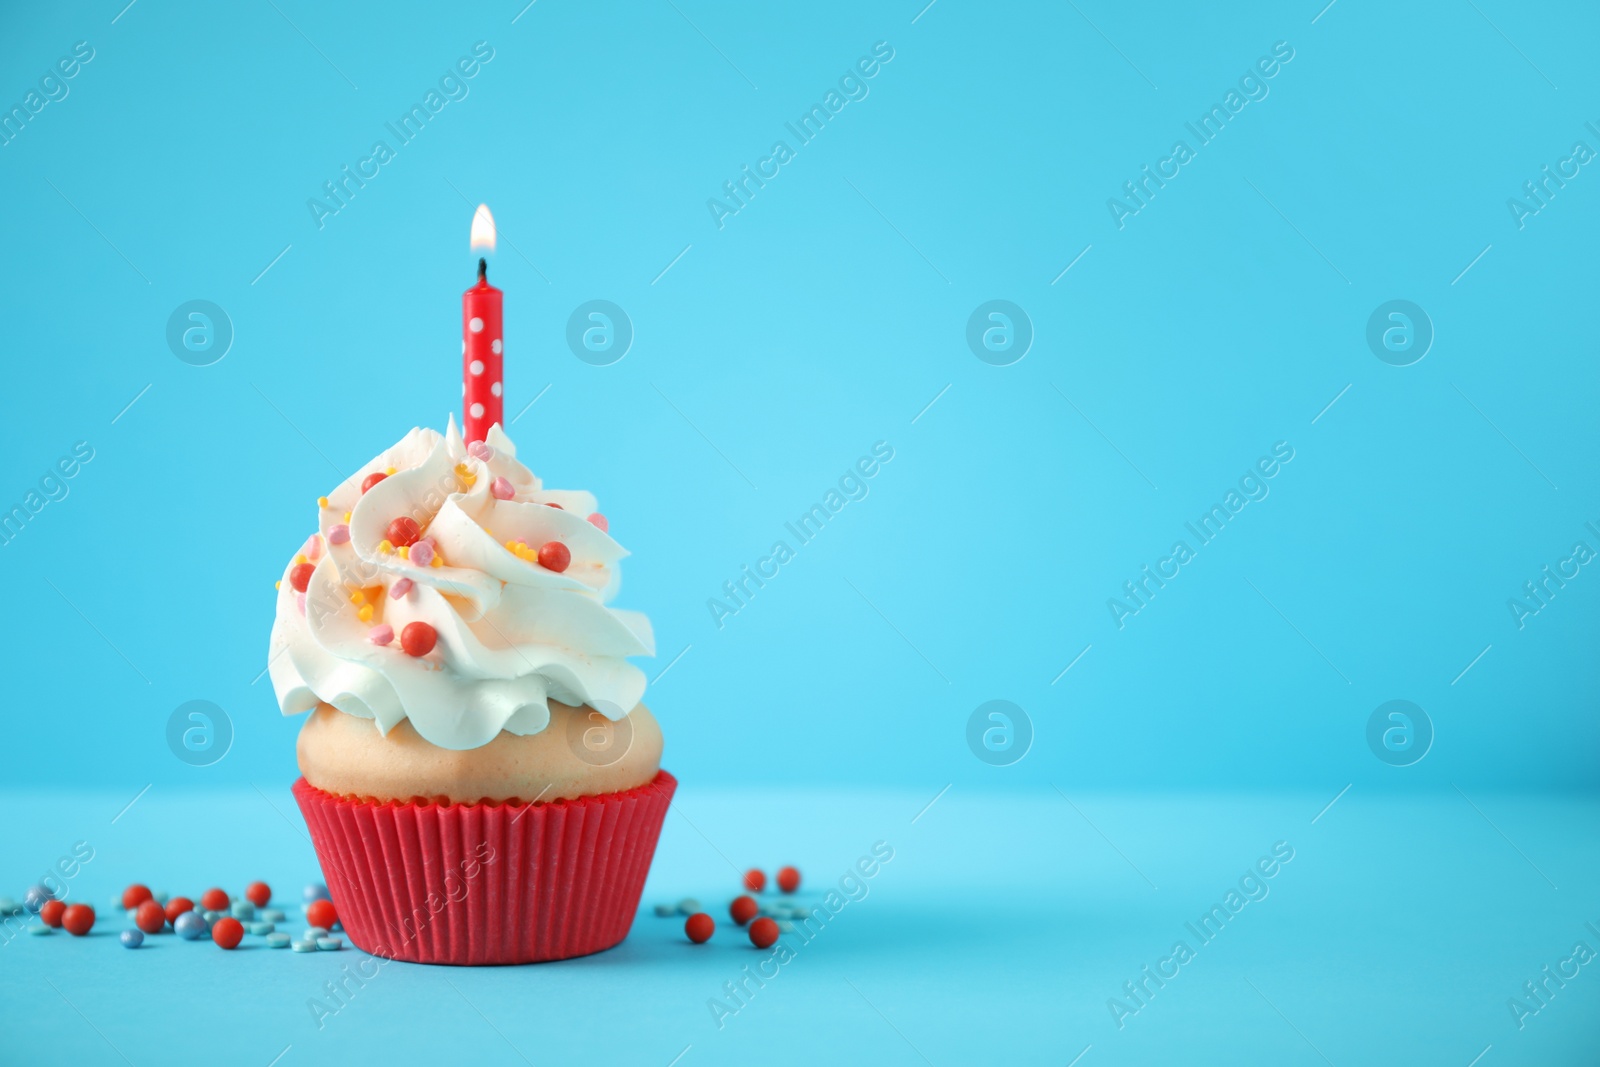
(2, 0, 1598, 1062)
(2, 0, 1596, 793)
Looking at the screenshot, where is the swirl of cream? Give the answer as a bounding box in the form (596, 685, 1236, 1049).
(267, 418, 654, 750)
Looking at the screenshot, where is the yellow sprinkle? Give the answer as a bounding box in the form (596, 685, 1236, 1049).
(350, 590, 365, 605)
(294, 554, 307, 565)
(430, 555, 443, 568)
(275, 580, 282, 590)
(343, 511, 352, 522)
(384, 466, 396, 475)
(357, 605, 374, 623)
(378, 540, 393, 555)
(398, 545, 410, 559)
(317, 496, 329, 508)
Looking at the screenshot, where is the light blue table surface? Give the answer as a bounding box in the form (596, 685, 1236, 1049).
(3, 785, 1597, 1065)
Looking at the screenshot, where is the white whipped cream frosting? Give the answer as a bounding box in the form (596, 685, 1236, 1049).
(268, 419, 654, 750)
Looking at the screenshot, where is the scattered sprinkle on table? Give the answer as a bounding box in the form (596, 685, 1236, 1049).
(174, 912, 208, 940)
(684, 914, 715, 943)
(211, 917, 244, 950)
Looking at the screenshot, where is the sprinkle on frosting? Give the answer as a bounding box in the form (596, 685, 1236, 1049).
(267, 418, 653, 751)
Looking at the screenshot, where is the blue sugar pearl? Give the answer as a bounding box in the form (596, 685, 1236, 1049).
(262, 908, 286, 923)
(230, 901, 255, 920)
(173, 911, 208, 940)
(24, 885, 54, 914)
(303, 883, 329, 903)
(316, 937, 342, 951)
(120, 929, 144, 949)
(266, 932, 291, 948)
(291, 939, 318, 953)
(204, 910, 225, 924)
(28, 923, 51, 935)
(0, 897, 19, 916)
(304, 926, 330, 941)
(677, 898, 701, 915)
(248, 921, 274, 936)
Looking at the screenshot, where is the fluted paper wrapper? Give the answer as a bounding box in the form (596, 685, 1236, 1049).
(292, 770, 675, 965)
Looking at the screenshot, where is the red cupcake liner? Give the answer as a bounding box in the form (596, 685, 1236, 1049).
(292, 770, 676, 965)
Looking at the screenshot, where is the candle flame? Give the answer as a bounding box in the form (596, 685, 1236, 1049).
(470, 204, 496, 253)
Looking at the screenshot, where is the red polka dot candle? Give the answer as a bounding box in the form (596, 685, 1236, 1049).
(463, 204, 503, 445)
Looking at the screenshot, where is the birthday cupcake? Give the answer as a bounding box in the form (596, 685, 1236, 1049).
(268, 418, 674, 965)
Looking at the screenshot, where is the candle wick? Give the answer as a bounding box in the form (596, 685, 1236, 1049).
(478, 257, 487, 282)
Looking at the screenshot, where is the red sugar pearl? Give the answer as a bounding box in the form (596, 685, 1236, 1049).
(135, 899, 167, 934)
(748, 917, 779, 949)
(401, 622, 437, 657)
(729, 895, 759, 926)
(587, 513, 608, 532)
(246, 882, 271, 908)
(39, 900, 66, 928)
(211, 917, 244, 950)
(121, 884, 153, 910)
(165, 896, 194, 923)
(743, 868, 766, 893)
(200, 888, 229, 912)
(361, 472, 387, 493)
(289, 562, 315, 593)
(306, 899, 337, 931)
(386, 516, 421, 548)
(62, 904, 95, 937)
(537, 541, 571, 572)
(777, 866, 801, 894)
(684, 913, 715, 944)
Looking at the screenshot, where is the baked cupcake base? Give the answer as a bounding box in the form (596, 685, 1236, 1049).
(293, 770, 676, 965)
